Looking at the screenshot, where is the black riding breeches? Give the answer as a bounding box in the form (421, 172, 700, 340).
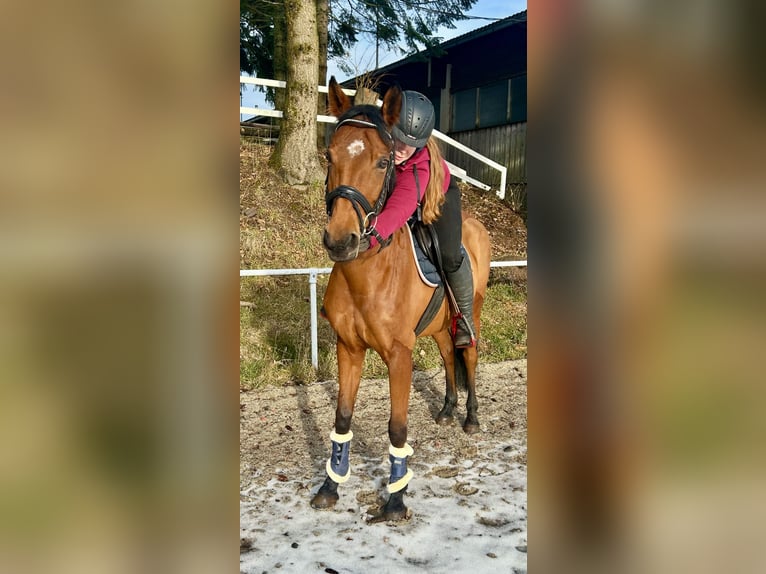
(431, 178, 463, 273)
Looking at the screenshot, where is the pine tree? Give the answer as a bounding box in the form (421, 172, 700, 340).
(241, 0, 478, 183)
(241, 0, 479, 81)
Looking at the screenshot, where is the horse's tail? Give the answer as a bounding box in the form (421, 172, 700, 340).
(454, 347, 468, 391)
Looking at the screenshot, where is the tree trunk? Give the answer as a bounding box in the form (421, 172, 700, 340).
(273, 9, 287, 119)
(316, 0, 329, 148)
(269, 0, 323, 185)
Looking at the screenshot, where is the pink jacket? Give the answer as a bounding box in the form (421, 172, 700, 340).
(369, 146, 451, 247)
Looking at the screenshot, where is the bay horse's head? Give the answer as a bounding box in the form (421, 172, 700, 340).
(323, 77, 402, 262)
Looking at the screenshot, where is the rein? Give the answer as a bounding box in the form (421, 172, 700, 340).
(325, 117, 396, 250)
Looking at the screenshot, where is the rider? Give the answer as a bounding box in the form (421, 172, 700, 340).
(361, 90, 477, 348)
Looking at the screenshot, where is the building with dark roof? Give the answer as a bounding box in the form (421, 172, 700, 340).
(342, 10, 526, 199)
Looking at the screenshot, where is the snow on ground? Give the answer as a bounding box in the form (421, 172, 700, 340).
(240, 439, 526, 573)
(240, 360, 527, 573)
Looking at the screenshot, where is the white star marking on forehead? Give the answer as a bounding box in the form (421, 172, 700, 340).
(347, 139, 365, 158)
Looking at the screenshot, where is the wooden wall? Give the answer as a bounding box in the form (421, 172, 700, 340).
(443, 122, 527, 187)
(442, 122, 526, 213)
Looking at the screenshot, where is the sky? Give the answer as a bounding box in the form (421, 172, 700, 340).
(240, 0, 527, 116)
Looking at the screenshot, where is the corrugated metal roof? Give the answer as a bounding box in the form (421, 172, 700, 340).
(437, 10, 527, 51)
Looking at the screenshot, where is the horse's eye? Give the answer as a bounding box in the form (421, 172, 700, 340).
(325, 151, 332, 163)
(377, 158, 390, 169)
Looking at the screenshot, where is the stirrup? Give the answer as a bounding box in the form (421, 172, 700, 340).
(454, 331, 476, 349)
(451, 315, 476, 348)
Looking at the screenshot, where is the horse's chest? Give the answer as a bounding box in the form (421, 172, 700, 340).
(325, 285, 395, 340)
(326, 295, 388, 332)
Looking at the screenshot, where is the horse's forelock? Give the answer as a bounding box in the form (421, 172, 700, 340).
(334, 105, 392, 148)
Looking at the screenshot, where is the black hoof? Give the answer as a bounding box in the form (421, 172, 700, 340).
(310, 477, 339, 509)
(382, 504, 409, 521)
(367, 504, 410, 523)
(366, 489, 411, 523)
(310, 491, 338, 509)
(381, 490, 409, 521)
(436, 402, 456, 425)
(463, 421, 480, 434)
(435, 411, 454, 425)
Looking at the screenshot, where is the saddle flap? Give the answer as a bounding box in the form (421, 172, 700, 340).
(412, 220, 433, 257)
(405, 224, 441, 287)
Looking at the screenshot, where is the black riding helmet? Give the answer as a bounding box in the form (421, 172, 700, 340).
(392, 90, 435, 148)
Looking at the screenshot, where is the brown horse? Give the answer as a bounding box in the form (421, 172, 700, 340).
(310, 77, 491, 520)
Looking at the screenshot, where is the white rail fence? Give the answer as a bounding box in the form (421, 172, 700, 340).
(240, 260, 527, 369)
(240, 76, 522, 369)
(240, 76, 509, 199)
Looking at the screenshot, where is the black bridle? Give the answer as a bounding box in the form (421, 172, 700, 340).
(325, 116, 396, 250)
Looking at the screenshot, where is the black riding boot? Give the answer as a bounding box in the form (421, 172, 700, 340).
(446, 256, 477, 348)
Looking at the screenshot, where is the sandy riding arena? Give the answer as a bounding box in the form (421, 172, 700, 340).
(240, 359, 527, 574)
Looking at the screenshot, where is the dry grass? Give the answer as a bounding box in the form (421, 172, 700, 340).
(240, 138, 527, 389)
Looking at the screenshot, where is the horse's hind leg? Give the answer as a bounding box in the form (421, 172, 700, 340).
(433, 330, 458, 425)
(461, 283, 484, 433)
(310, 340, 364, 510)
(461, 345, 480, 434)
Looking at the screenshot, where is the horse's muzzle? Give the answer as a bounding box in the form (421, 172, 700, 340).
(323, 230, 361, 262)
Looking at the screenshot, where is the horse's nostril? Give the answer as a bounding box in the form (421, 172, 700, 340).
(323, 230, 357, 254)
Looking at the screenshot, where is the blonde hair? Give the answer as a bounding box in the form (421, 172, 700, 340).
(421, 137, 447, 224)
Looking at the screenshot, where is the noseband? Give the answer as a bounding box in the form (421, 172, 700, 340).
(325, 117, 396, 250)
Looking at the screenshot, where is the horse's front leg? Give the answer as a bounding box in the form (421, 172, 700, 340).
(380, 342, 414, 521)
(310, 339, 364, 510)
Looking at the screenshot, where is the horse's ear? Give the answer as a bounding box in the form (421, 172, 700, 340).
(381, 84, 402, 128)
(328, 76, 352, 117)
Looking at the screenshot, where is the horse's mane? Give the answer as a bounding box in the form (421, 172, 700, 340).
(335, 105, 393, 147)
